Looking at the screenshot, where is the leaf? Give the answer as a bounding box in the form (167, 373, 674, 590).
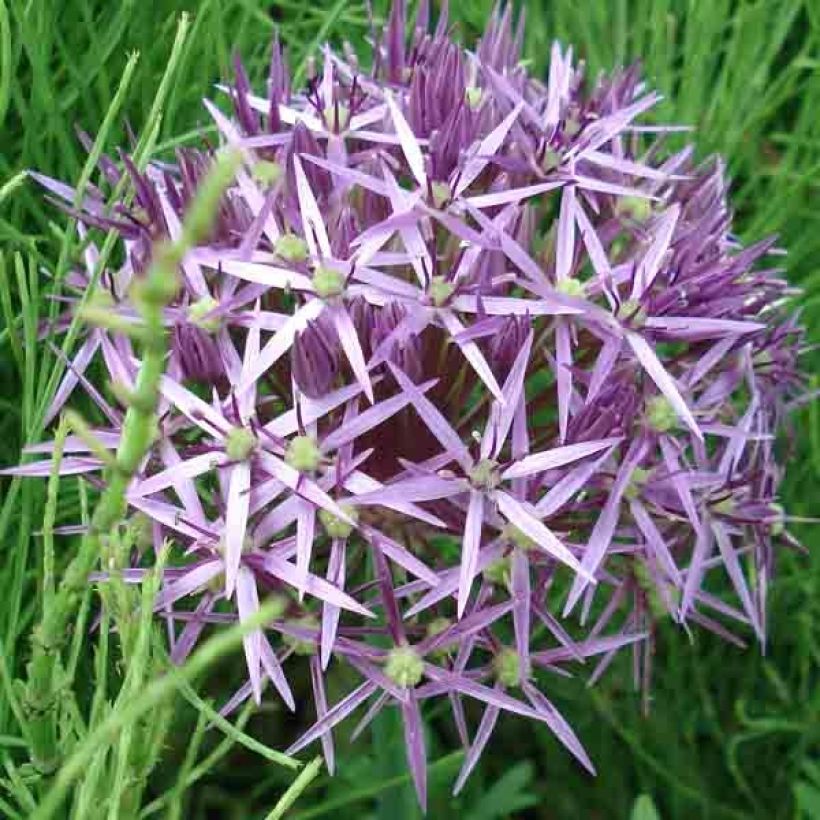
(465, 762, 537, 820)
(630, 794, 662, 820)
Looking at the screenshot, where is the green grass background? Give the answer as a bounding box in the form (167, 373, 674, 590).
(0, 1, 818, 817)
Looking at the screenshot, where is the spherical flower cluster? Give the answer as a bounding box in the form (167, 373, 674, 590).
(10, 1, 805, 807)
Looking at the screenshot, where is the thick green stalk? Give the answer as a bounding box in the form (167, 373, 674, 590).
(20, 148, 241, 778)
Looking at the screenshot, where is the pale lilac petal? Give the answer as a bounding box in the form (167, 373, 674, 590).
(301, 154, 389, 197)
(361, 525, 439, 585)
(680, 524, 714, 618)
(321, 537, 345, 670)
(264, 554, 374, 618)
(265, 378, 367, 438)
(457, 490, 485, 618)
(455, 103, 522, 196)
(563, 443, 646, 614)
(224, 462, 251, 597)
(295, 499, 316, 597)
(626, 331, 702, 440)
(387, 363, 473, 469)
(645, 316, 765, 338)
(629, 500, 681, 584)
(631, 205, 680, 299)
(262, 636, 296, 711)
(521, 682, 595, 773)
(495, 491, 589, 580)
(511, 547, 531, 674)
(293, 155, 331, 258)
(257, 452, 356, 524)
(399, 692, 428, 810)
(152, 561, 223, 611)
(502, 438, 620, 481)
(438, 310, 504, 403)
(555, 186, 576, 282)
(206, 257, 314, 292)
(385, 92, 426, 187)
(236, 565, 263, 704)
(712, 519, 761, 639)
(331, 306, 374, 403)
(342, 471, 446, 528)
(1, 457, 104, 477)
(159, 376, 229, 437)
(310, 656, 335, 773)
(239, 298, 325, 391)
(453, 702, 500, 795)
(131, 452, 227, 498)
(490, 330, 534, 458)
(44, 333, 100, 426)
(464, 181, 563, 209)
(350, 474, 467, 507)
(286, 680, 378, 755)
(582, 150, 676, 181)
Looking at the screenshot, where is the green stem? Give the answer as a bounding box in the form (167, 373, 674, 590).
(21, 148, 241, 779)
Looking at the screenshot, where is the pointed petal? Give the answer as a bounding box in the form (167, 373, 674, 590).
(236, 565, 263, 704)
(286, 681, 378, 755)
(224, 462, 251, 597)
(455, 103, 522, 196)
(401, 691, 428, 811)
(387, 363, 473, 469)
(496, 491, 589, 580)
(457, 491, 485, 618)
(131, 452, 227, 498)
(265, 554, 374, 618)
(293, 155, 331, 257)
(626, 331, 702, 440)
(385, 92, 426, 187)
(502, 438, 620, 480)
(331, 306, 374, 403)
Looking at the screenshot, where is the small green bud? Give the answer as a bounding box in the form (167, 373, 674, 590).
(646, 395, 677, 433)
(312, 266, 346, 300)
(469, 458, 500, 491)
(633, 560, 676, 619)
(624, 466, 651, 501)
(430, 181, 451, 208)
(617, 195, 653, 223)
(429, 275, 455, 307)
(542, 148, 562, 172)
(503, 525, 537, 552)
(319, 505, 358, 539)
(769, 503, 786, 537)
(285, 435, 322, 473)
(712, 496, 736, 517)
(493, 648, 521, 687)
(384, 644, 425, 688)
(187, 296, 221, 333)
(465, 86, 483, 109)
(182, 149, 242, 246)
(252, 160, 282, 187)
(484, 556, 511, 586)
(275, 233, 309, 264)
(323, 103, 350, 131)
(225, 427, 258, 461)
(426, 617, 452, 640)
(555, 277, 585, 298)
(426, 618, 454, 659)
(564, 117, 581, 137)
(616, 297, 647, 327)
(128, 512, 154, 551)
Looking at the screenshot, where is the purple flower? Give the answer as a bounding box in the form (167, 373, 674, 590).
(8, 0, 806, 809)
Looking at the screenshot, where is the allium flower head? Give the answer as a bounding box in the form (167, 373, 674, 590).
(9, 0, 806, 808)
